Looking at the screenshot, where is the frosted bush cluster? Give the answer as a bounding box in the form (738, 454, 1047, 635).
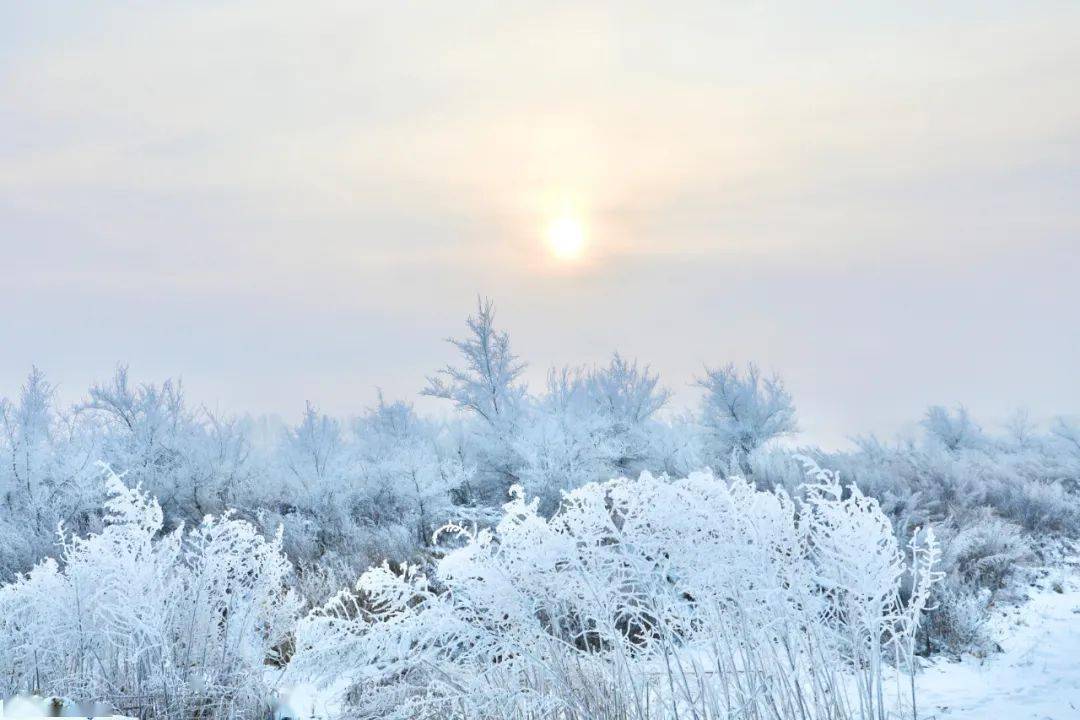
(0, 468, 302, 719)
(749, 411, 1080, 654)
(288, 467, 939, 720)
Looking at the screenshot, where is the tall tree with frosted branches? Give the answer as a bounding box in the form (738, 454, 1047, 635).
(422, 297, 527, 426)
(423, 298, 528, 501)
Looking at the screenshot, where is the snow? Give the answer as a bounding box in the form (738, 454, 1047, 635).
(0, 717, 133, 720)
(0, 696, 133, 719)
(917, 559, 1080, 720)
(276, 680, 348, 720)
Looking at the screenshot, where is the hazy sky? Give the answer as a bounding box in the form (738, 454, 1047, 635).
(2, 1, 1078, 447)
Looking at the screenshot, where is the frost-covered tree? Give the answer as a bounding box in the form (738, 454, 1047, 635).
(268, 394, 465, 588)
(0, 368, 98, 578)
(76, 366, 262, 528)
(1051, 416, 1080, 460)
(1002, 408, 1038, 451)
(78, 366, 202, 524)
(423, 298, 527, 501)
(515, 355, 672, 513)
(514, 368, 622, 513)
(281, 401, 344, 491)
(921, 405, 984, 452)
(352, 393, 458, 548)
(1, 368, 62, 533)
(580, 352, 671, 470)
(195, 420, 255, 512)
(583, 353, 671, 428)
(423, 297, 527, 426)
(695, 363, 796, 472)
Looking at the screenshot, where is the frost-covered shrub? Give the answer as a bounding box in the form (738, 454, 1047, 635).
(920, 580, 994, 658)
(288, 467, 938, 720)
(940, 510, 1029, 591)
(802, 430, 1078, 657)
(0, 469, 302, 719)
(915, 511, 1030, 656)
(983, 475, 1078, 534)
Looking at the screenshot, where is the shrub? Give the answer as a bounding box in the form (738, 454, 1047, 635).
(0, 468, 303, 720)
(288, 467, 939, 720)
(940, 510, 1029, 591)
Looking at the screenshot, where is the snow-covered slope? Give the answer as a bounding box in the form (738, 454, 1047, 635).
(917, 559, 1080, 720)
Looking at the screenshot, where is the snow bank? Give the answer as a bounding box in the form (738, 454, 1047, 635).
(917, 556, 1080, 719)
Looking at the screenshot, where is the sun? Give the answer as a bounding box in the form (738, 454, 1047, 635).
(546, 215, 586, 261)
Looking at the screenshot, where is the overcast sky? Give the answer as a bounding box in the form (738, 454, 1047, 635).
(2, 1, 1078, 447)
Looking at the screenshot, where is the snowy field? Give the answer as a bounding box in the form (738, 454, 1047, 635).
(918, 557, 1080, 720)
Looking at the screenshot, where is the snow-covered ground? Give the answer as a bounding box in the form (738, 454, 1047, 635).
(917, 558, 1080, 720)
(0, 695, 133, 719)
(275, 681, 342, 720)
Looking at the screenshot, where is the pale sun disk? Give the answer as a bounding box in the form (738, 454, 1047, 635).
(547, 215, 586, 261)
